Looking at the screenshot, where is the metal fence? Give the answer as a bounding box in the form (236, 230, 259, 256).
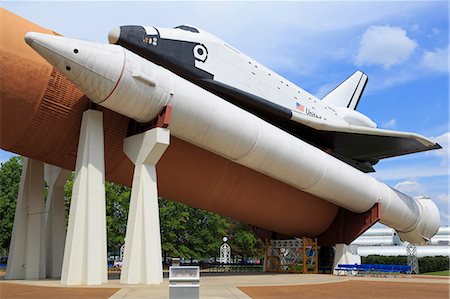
(205, 263, 263, 273)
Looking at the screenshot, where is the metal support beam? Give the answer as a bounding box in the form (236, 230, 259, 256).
(318, 203, 381, 246)
(302, 237, 318, 274)
(407, 243, 419, 274)
(155, 105, 172, 128)
(265, 239, 303, 273)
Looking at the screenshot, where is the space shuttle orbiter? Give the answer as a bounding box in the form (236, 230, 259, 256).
(108, 25, 441, 173)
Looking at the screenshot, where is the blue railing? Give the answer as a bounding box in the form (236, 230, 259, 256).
(336, 264, 412, 276)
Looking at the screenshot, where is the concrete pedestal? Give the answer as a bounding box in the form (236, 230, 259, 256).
(61, 110, 107, 285)
(332, 244, 361, 275)
(120, 128, 170, 285)
(5, 158, 45, 280)
(44, 164, 71, 278)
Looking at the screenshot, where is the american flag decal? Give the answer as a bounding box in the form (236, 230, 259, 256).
(296, 102, 305, 112)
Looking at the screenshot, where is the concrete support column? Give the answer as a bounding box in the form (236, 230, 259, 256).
(332, 244, 361, 275)
(44, 164, 71, 278)
(120, 128, 170, 285)
(6, 158, 45, 280)
(61, 110, 107, 285)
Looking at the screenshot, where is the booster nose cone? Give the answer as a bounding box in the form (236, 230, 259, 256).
(24, 31, 125, 104)
(108, 27, 120, 44)
(23, 31, 68, 68)
(24, 32, 36, 46)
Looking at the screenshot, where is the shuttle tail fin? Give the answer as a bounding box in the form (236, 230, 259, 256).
(322, 71, 368, 110)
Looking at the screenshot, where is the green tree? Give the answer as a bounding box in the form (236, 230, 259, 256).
(159, 199, 191, 260)
(184, 206, 230, 260)
(229, 221, 264, 259)
(159, 198, 233, 261)
(105, 182, 130, 254)
(63, 172, 74, 225)
(0, 156, 264, 261)
(0, 156, 23, 255)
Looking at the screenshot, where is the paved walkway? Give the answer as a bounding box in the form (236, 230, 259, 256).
(0, 272, 448, 298)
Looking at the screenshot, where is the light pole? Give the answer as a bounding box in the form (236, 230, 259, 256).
(220, 237, 231, 264)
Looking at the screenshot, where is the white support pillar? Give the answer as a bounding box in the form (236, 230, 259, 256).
(61, 110, 107, 285)
(332, 244, 361, 275)
(6, 158, 45, 280)
(44, 164, 71, 278)
(120, 128, 170, 285)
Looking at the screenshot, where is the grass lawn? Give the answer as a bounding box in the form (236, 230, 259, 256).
(423, 270, 450, 276)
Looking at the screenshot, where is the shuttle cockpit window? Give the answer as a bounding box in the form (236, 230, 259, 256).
(174, 25, 199, 33)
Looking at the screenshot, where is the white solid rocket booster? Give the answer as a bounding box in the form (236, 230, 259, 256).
(24, 32, 440, 244)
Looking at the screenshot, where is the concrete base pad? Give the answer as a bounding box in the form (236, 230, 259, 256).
(1, 272, 448, 298)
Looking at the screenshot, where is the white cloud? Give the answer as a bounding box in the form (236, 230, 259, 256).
(431, 132, 449, 153)
(314, 81, 338, 98)
(421, 46, 449, 73)
(411, 24, 420, 32)
(394, 180, 426, 196)
(436, 194, 450, 225)
(382, 119, 397, 129)
(435, 193, 450, 203)
(355, 26, 417, 69)
(429, 132, 450, 166)
(439, 209, 450, 224)
(431, 28, 441, 35)
(372, 163, 448, 181)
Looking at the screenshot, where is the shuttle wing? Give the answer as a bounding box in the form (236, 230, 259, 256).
(198, 79, 441, 173)
(290, 110, 441, 171)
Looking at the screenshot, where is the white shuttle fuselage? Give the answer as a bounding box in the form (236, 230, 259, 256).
(124, 25, 371, 128)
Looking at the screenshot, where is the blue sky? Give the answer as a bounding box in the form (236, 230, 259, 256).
(2, 1, 449, 225)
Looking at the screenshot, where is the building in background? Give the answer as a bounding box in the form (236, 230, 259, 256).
(352, 226, 450, 257)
